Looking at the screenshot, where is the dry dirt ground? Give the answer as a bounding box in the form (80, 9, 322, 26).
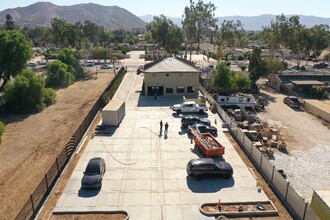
(0, 72, 114, 220)
(258, 88, 330, 152)
(257, 87, 330, 202)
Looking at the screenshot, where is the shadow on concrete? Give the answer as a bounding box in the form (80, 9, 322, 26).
(291, 107, 304, 112)
(78, 187, 101, 197)
(186, 176, 235, 193)
(137, 95, 181, 107)
(93, 126, 118, 137)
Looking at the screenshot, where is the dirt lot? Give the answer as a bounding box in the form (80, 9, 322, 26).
(257, 88, 330, 202)
(258, 88, 330, 152)
(0, 72, 114, 219)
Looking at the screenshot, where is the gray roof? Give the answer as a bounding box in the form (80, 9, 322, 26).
(144, 57, 200, 73)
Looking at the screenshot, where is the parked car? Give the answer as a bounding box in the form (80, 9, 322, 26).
(100, 64, 113, 69)
(313, 63, 328, 69)
(81, 157, 106, 189)
(84, 61, 94, 67)
(283, 96, 300, 108)
(181, 115, 211, 128)
(188, 123, 217, 136)
(186, 158, 233, 179)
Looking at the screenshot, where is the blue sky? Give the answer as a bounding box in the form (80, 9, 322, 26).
(1, 0, 330, 18)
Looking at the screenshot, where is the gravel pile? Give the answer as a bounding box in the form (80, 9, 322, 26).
(271, 146, 330, 202)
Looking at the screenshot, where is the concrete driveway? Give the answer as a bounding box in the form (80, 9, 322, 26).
(54, 52, 270, 219)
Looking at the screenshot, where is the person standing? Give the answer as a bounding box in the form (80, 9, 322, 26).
(164, 122, 169, 132)
(160, 120, 163, 131)
(164, 122, 169, 137)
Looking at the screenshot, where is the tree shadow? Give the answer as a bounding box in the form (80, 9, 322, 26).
(0, 113, 34, 124)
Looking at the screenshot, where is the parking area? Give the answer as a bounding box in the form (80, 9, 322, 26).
(53, 52, 270, 219)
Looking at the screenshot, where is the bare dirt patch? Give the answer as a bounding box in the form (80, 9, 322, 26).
(0, 72, 114, 219)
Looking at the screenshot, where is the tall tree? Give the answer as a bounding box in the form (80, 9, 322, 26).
(4, 14, 15, 30)
(309, 24, 329, 58)
(218, 20, 245, 61)
(249, 47, 266, 86)
(0, 30, 32, 90)
(146, 15, 183, 57)
(58, 48, 84, 79)
(182, 0, 217, 61)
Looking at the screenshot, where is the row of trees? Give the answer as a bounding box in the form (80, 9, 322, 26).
(260, 14, 330, 67)
(0, 29, 88, 114)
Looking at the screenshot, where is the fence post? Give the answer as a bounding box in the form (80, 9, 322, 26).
(30, 194, 35, 218)
(242, 134, 245, 146)
(302, 202, 308, 220)
(250, 142, 253, 155)
(285, 182, 290, 201)
(260, 154, 263, 168)
(56, 158, 60, 174)
(271, 166, 275, 183)
(45, 174, 49, 191)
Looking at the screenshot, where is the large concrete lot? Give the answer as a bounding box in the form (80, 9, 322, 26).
(54, 52, 270, 219)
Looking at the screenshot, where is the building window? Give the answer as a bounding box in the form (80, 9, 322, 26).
(166, 73, 169, 77)
(177, 86, 185, 93)
(187, 86, 195, 93)
(166, 87, 173, 94)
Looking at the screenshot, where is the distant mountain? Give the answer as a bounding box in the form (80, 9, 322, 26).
(0, 2, 146, 30)
(140, 14, 330, 31)
(140, 14, 182, 26)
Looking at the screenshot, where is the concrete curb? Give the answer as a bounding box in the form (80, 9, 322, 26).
(200, 201, 278, 218)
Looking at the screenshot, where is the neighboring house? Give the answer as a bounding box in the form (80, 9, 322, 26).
(143, 56, 201, 96)
(268, 72, 330, 93)
(199, 66, 215, 90)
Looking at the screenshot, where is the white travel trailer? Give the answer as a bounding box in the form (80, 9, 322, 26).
(216, 93, 257, 107)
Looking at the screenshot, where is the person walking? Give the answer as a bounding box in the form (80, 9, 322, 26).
(160, 120, 163, 131)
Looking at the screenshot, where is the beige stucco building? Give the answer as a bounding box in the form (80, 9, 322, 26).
(143, 57, 201, 96)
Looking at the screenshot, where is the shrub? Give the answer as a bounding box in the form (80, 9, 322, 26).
(42, 88, 57, 106)
(46, 60, 75, 88)
(4, 69, 56, 113)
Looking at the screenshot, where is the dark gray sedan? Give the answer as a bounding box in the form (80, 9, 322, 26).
(81, 157, 106, 189)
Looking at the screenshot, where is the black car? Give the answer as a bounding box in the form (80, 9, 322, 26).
(181, 115, 211, 128)
(188, 123, 218, 136)
(81, 157, 106, 189)
(283, 96, 300, 108)
(313, 63, 328, 69)
(186, 158, 233, 179)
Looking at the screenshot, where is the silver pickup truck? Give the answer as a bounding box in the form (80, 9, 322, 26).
(172, 101, 207, 114)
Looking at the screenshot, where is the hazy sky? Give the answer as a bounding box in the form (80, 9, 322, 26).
(1, 0, 330, 18)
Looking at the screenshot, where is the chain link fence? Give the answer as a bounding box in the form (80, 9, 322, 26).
(199, 85, 319, 220)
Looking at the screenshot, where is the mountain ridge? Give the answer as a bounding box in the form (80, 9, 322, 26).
(1, 2, 330, 31)
(0, 2, 146, 30)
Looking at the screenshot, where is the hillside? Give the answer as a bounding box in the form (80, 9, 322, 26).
(0, 2, 146, 30)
